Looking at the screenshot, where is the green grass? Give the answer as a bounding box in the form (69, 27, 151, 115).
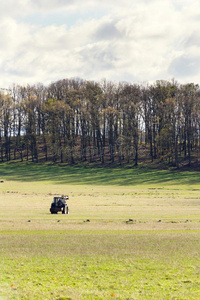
(0, 162, 200, 299)
(0, 161, 200, 188)
(1, 232, 200, 299)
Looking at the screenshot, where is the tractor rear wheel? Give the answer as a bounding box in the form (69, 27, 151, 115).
(62, 206, 66, 214)
(62, 206, 69, 214)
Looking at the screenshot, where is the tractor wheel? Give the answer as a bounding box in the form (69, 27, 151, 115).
(62, 206, 66, 214)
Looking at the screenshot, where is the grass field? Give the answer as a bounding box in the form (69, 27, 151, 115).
(0, 162, 200, 299)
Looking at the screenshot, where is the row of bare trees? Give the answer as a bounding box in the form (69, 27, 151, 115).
(0, 78, 200, 167)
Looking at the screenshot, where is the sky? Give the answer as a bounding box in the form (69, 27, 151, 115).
(1, 0, 200, 88)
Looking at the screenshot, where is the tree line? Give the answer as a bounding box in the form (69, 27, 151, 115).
(0, 78, 200, 168)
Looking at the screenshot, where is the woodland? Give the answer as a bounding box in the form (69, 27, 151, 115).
(0, 78, 200, 168)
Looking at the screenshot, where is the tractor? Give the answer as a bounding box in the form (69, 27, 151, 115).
(50, 195, 69, 214)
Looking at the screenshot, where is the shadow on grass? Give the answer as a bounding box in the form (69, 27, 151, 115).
(0, 162, 199, 186)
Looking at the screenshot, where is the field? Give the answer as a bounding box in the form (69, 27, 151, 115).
(0, 163, 200, 299)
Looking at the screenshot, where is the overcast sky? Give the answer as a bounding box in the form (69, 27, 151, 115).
(1, 0, 200, 88)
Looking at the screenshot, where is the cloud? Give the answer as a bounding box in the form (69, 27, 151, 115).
(80, 42, 118, 72)
(30, 0, 75, 13)
(0, 0, 74, 16)
(169, 55, 200, 78)
(94, 21, 122, 40)
(183, 31, 200, 48)
(1, 0, 200, 88)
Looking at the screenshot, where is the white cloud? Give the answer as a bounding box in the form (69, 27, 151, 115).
(1, 0, 200, 87)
